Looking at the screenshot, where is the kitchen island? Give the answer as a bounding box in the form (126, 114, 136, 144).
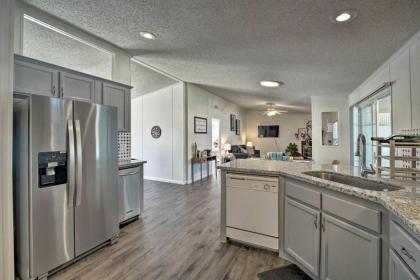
(218, 158, 420, 280)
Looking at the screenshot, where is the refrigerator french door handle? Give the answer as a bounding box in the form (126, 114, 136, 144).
(75, 119, 83, 206)
(67, 120, 75, 208)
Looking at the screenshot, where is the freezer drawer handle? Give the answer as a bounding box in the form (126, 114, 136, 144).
(75, 119, 83, 206)
(121, 171, 139, 176)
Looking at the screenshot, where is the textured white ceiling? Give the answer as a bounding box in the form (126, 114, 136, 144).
(24, 0, 420, 112)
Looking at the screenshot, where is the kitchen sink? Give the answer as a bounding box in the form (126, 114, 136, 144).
(302, 171, 403, 192)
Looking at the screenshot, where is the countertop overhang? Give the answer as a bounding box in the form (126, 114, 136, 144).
(218, 158, 420, 238)
(118, 159, 147, 169)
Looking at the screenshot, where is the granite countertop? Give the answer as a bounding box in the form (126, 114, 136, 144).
(218, 158, 420, 238)
(118, 159, 147, 169)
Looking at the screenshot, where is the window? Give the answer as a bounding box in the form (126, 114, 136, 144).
(352, 89, 392, 167)
(22, 15, 113, 79)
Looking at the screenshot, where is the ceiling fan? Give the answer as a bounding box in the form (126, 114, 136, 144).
(263, 103, 288, 117)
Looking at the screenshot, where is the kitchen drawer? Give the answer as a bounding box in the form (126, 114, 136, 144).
(323, 194, 381, 233)
(390, 221, 420, 277)
(286, 180, 321, 209)
(389, 249, 418, 280)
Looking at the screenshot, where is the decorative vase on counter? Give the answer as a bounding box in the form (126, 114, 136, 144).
(266, 152, 284, 160)
(192, 142, 198, 158)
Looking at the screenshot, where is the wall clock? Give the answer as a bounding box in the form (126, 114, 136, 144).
(151, 126, 162, 139)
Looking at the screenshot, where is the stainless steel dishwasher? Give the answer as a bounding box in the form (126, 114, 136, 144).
(118, 165, 143, 224)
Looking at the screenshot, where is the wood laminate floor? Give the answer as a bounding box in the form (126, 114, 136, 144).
(51, 177, 288, 280)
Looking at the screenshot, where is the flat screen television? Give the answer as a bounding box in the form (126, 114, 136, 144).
(258, 125, 279, 138)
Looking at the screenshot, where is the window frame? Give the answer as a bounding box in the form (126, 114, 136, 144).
(350, 85, 392, 166)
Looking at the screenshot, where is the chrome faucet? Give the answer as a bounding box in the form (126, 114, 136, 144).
(355, 133, 376, 177)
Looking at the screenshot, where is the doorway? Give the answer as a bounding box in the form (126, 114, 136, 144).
(212, 118, 221, 173)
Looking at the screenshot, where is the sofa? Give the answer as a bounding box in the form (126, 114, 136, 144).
(229, 145, 260, 159)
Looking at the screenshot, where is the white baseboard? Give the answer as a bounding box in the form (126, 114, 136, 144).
(144, 176, 187, 185)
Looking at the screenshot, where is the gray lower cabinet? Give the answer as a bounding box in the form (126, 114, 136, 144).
(60, 71, 95, 102)
(389, 249, 418, 280)
(285, 197, 320, 277)
(103, 82, 130, 131)
(14, 60, 58, 97)
(321, 213, 380, 280)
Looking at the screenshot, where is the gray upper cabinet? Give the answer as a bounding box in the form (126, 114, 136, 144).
(411, 39, 420, 129)
(389, 249, 418, 280)
(321, 213, 380, 280)
(14, 60, 58, 97)
(60, 72, 95, 102)
(102, 82, 130, 131)
(285, 197, 320, 277)
(14, 56, 132, 132)
(94, 80, 103, 104)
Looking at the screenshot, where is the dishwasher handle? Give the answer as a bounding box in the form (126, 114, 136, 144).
(120, 171, 140, 176)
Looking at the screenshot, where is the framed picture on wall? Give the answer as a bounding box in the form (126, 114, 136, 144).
(194, 116, 207, 134)
(230, 114, 236, 131)
(235, 119, 240, 135)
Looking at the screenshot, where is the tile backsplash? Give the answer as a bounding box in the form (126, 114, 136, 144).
(118, 132, 131, 160)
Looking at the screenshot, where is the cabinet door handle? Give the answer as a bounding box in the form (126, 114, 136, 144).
(52, 85, 56, 96)
(321, 216, 326, 232)
(401, 246, 416, 262)
(60, 87, 64, 97)
(314, 215, 318, 229)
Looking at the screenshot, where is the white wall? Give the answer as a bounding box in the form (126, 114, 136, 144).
(245, 111, 311, 156)
(348, 29, 420, 133)
(311, 96, 350, 165)
(187, 84, 247, 182)
(131, 82, 186, 184)
(0, 0, 15, 278)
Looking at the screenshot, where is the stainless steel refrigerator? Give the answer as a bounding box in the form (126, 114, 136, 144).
(13, 95, 119, 280)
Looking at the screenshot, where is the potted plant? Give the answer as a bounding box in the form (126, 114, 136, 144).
(285, 142, 301, 156)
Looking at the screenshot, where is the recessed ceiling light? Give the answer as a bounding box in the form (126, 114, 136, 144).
(139, 31, 156, 40)
(260, 80, 283, 88)
(332, 10, 357, 23)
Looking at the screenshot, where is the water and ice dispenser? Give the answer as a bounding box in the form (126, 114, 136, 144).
(38, 151, 68, 187)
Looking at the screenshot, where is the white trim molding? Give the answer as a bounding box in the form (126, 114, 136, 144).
(144, 176, 187, 185)
(0, 0, 15, 279)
